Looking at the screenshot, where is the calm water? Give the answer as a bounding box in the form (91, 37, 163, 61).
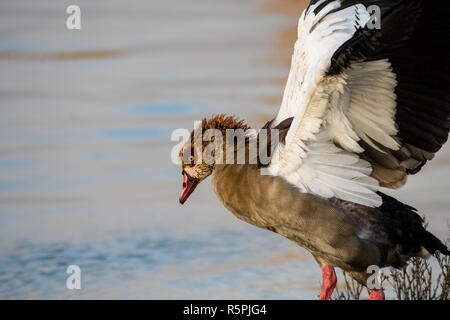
(0, 0, 448, 299)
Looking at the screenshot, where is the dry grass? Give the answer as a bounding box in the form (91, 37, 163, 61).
(388, 252, 450, 300)
(331, 250, 450, 300)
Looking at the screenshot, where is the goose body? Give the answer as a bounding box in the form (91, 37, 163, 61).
(212, 160, 447, 285)
(178, 0, 450, 299)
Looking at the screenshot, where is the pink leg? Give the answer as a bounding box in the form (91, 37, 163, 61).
(362, 290, 385, 300)
(319, 266, 337, 300)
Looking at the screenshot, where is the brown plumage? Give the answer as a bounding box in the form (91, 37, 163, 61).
(179, 114, 250, 167)
(200, 114, 250, 133)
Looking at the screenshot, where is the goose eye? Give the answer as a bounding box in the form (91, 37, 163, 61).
(189, 155, 195, 163)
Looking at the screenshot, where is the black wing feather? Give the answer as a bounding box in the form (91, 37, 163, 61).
(322, 0, 450, 185)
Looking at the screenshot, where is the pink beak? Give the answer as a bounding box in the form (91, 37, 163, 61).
(179, 172, 199, 204)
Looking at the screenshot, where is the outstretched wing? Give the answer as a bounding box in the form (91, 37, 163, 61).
(267, 0, 450, 207)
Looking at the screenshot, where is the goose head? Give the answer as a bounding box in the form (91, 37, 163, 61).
(178, 136, 213, 205)
(178, 114, 250, 204)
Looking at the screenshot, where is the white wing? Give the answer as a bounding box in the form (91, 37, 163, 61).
(267, 0, 450, 207)
(268, 0, 394, 207)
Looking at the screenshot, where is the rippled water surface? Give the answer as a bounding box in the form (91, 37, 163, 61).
(0, 0, 449, 299)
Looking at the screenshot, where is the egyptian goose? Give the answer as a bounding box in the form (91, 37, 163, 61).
(178, 0, 450, 300)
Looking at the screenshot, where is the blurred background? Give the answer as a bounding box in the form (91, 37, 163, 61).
(0, 0, 448, 299)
